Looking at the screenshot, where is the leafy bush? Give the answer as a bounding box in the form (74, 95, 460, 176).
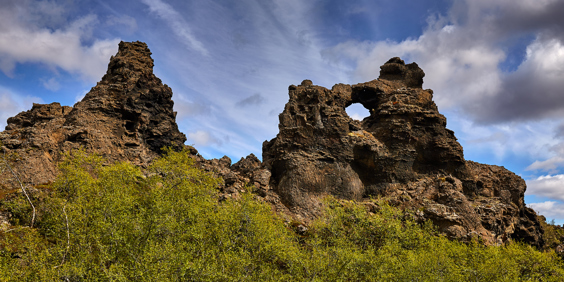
(0, 149, 563, 281)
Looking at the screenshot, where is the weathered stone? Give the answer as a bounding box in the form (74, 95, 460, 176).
(263, 58, 543, 247)
(187, 147, 288, 216)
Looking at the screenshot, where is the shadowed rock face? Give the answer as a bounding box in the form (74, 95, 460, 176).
(263, 57, 543, 246)
(0, 41, 186, 185)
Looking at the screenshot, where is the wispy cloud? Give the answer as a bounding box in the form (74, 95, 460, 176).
(173, 93, 212, 119)
(187, 130, 224, 147)
(106, 15, 138, 33)
(0, 1, 119, 81)
(41, 77, 61, 92)
(140, 0, 208, 56)
(147, 0, 350, 159)
(526, 157, 564, 173)
(236, 93, 265, 107)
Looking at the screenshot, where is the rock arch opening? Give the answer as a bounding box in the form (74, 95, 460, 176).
(345, 103, 370, 121)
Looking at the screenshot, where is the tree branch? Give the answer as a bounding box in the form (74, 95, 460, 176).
(57, 205, 70, 268)
(2, 151, 35, 228)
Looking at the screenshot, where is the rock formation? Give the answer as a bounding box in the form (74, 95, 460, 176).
(188, 147, 287, 213)
(0, 42, 544, 248)
(0, 41, 186, 186)
(263, 58, 542, 246)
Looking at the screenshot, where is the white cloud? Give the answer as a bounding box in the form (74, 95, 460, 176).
(450, 117, 560, 163)
(526, 174, 564, 201)
(526, 157, 564, 173)
(140, 0, 208, 56)
(528, 201, 564, 222)
(106, 15, 138, 33)
(187, 130, 223, 147)
(0, 1, 119, 82)
(325, 22, 505, 111)
(318, 0, 564, 171)
(466, 37, 564, 123)
(324, 0, 564, 124)
(42, 77, 61, 91)
(172, 94, 211, 120)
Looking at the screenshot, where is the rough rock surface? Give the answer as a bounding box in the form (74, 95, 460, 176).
(187, 147, 290, 216)
(0, 41, 186, 186)
(263, 57, 543, 246)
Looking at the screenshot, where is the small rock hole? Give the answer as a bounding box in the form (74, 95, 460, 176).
(125, 120, 136, 132)
(345, 103, 370, 121)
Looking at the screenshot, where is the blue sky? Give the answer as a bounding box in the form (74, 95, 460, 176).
(2, 0, 564, 223)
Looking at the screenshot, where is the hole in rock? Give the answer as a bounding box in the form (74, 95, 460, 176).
(125, 120, 136, 132)
(345, 103, 370, 121)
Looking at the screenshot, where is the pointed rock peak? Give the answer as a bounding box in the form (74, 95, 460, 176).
(0, 41, 186, 186)
(103, 41, 155, 82)
(379, 57, 425, 88)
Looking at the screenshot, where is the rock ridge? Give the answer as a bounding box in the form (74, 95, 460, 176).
(0, 43, 543, 248)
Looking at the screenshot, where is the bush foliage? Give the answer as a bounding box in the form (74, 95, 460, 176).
(0, 149, 563, 281)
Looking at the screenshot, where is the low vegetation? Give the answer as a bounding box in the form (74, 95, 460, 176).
(0, 149, 563, 281)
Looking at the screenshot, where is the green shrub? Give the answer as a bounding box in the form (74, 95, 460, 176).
(0, 149, 563, 281)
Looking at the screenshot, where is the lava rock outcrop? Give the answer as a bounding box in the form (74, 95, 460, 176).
(0, 42, 543, 248)
(263, 58, 542, 246)
(0, 41, 186, 185)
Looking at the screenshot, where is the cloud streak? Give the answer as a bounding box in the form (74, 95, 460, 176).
(187, 130, 224, 147)
(140, 0, 208, 56)
(144, 0, 351, 160)
(236, 93, 265, 107)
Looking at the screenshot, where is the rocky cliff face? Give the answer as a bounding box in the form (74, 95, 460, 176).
(263, 58, 542, 246)
(0, 41, 186, 186)
(0, 42, 543, 248)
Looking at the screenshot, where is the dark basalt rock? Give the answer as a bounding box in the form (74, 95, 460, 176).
(0, 41, 186, 186)
(263, 58, 543, 247)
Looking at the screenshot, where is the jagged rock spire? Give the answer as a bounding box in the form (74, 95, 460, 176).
(0, 41, 186, 185)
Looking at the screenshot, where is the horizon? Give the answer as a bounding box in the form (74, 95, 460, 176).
(1, 0, 564, 223)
